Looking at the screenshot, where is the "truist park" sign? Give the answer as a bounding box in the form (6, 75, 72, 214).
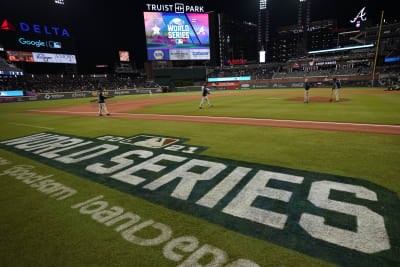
(145, 3, 205, 13)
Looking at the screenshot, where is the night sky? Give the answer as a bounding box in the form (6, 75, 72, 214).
(0, 0, 398, 72)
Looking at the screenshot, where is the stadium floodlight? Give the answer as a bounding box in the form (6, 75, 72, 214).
(55, 0, 64, 5)
(260, 0, 267, 10)
(308, 44, 374, 54)
(259, 50, 266, 63)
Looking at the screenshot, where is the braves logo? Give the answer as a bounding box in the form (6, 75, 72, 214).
(350, 7, 367, 23)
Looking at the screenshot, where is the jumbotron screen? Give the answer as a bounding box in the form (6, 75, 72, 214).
(144, 12, 210, 61)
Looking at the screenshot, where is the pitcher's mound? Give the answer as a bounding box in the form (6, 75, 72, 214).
(286, 96, 351, 102)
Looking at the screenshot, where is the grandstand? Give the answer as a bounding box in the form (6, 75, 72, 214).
(203, 20, 400, 89)
(0, 56, 23, 74)
(0, 74, 160, 93)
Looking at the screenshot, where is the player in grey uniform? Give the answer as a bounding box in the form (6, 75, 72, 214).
(98, 87, 111, 116)
(199, 83, 213, 109)
(304, 78, 310, 103)
(332, 78, 341, 102)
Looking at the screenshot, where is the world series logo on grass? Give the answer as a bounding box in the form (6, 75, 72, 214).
(1, 132, 399, 266)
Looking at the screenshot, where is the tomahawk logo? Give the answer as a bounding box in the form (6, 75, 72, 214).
(0, 19, 16, 31)
(350, 7, 367, 23)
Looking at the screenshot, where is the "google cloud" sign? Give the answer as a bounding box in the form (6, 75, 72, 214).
(19, 38, 62, 49)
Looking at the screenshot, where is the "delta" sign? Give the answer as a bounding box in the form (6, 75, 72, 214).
(0, 19, 70, 37)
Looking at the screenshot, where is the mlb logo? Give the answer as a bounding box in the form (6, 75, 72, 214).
(124, 135, 179, 149)
(175, 3, 185, 13)
(176, 39, 183, 44)
(48, 41, 62, 48)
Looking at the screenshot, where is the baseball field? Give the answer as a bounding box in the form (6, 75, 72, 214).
(0, 88, 399, 267)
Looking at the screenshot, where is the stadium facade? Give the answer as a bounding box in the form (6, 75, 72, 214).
(268, 20, 336, 62)
(211, 13, 258, 66)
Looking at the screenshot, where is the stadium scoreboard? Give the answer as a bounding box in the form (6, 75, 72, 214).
(144, 3, 210, 61)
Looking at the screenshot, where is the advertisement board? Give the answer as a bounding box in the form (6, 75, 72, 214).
(0, 91, 24, 97)
(6, 51, 34, 62)
(0, 70, 24, 76)
(144, 12, 210, 61)
(6, 51, 77, 64)
(0, 19, 74, 54)
(208, 76, 251, 82)
(17, 37, 62, 49)
(226, 59, 248, 65)
(32, 52, 76, 64)
(119, 51, 130, 62)
(0, 88, 164, 103)
(207, 82, 239, 90)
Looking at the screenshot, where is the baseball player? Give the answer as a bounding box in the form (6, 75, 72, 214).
(97, 87, 111, 116)
(304, 78, 310, 103)
(199, 83, 213, 109)
(332, 78, 341, 102)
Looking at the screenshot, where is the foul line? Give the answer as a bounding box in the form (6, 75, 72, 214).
(112, 113, 400, 128)
(30, 110, 400, 129)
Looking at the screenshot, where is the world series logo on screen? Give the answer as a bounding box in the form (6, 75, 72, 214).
(144, 12, 210, 61)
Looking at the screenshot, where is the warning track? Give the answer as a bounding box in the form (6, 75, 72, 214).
(26, 91, 400, 135)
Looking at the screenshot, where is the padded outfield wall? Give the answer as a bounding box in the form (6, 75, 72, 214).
(237, 74, 378, 89)
(0, 88, 163, 103)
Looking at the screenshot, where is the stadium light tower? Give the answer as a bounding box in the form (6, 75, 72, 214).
(55, 0, 64, 5)
(298, 0, 311, 28)
(296, 0, 311, 57)
(258, 0, 270, 61)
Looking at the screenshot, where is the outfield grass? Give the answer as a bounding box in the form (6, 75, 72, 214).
(0, 88, 399, 267)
